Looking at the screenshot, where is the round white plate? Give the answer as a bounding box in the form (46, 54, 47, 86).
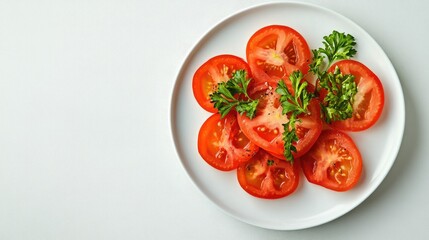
(170, 2, 404, 230)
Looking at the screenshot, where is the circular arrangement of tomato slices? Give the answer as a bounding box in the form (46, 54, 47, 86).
(192, 25, 385, 199)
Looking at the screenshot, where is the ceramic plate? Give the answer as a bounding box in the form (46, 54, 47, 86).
(170, 2, 404, 230)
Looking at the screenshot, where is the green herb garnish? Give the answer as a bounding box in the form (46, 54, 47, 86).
(210, 69, 259, 119)
(276, 71, 312, 162)
(320, 66, 357, 123)
(310, 30, 357, 77)
(309, 30, 358, 123)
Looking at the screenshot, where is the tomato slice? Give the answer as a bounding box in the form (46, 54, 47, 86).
(327, 60, 384, 131)
(237, 81, 322, 159)
(198, 112, 259, 171)
(192, 54, 252, 113)
(246, 25, 311, 84)
(237, 149, 300, 199)
(301, 129, 363, 191)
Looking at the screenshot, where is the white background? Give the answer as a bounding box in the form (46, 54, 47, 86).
(0, 0, 426, 239)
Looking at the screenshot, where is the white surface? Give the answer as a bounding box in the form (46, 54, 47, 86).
(171, 2, 404, 230)
(0, 0, 426, 239)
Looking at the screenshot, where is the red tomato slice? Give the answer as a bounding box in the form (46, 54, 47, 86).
(192, 54, 252, 112)
(327, 60, 384, 131)
(237, 82, 322, 159)
(301, 129, 363, 191)
(246, 25, 311, 84)
(198, 112, 259, 171)
(237, 149, 300, 199)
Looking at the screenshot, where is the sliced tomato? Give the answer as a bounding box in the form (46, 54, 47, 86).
(246, 25, 311, 84)
(237, 81, 322, 159)
(192, 54, 251, 112)
(198, 112, 259, 171)
(237, 149, 300, 199)
(301, 129, 363, 191)
(327, 60, 384, 131)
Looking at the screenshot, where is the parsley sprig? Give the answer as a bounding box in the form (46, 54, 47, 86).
(310, 30, 357, 77)
(210, 69, 259, 119)
(276, 71, 312, 162)
(320, 67, 357, 123)
(309, 30, 358, 123)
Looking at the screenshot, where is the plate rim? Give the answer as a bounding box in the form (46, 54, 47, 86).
(169, 1, 405, 230)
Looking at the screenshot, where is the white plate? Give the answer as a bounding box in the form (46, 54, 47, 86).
(170, 2, 404, 230)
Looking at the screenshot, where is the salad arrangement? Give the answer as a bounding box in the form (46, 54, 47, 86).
(192, 25, 384, 199)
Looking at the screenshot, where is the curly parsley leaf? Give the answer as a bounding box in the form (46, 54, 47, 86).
(310, 30, 357, 77)
(320, 66, 357, 123)
(276, 71, 312, 163)
(282, 114, 299, 162)
(309, 49, 326, 77)
(210, 69, 259, 119)
(321, 30, 356, 65)
(276, 71, 311, 115)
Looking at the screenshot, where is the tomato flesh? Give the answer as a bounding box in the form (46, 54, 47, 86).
(192, 54, 252, 113)
(246, 25, 311, 84)
(327, 60, 384, 131)
(198, 112, 259, 171)
(237, 149, 300, 199)
(301, 129, 363, 191)
(237, 82, 322, 159)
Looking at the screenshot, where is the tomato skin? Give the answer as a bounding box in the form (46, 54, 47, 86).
(327, 60, 384, 131)
(246, 25, 311, 84)
(237, 149, 300, 199)
(236, 81, 322, 159)
(198, 112, 259, 171)
(192, 54, 252, 113)
(301, 129, 363, 191)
